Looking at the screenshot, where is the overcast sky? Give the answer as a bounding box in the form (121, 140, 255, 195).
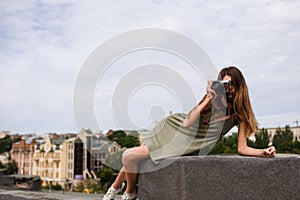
(1, 0, 300, 134)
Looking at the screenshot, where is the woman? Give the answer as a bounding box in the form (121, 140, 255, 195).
(103, 66, 276, 200)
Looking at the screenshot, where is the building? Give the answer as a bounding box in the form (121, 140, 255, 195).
(61, 137, 84, 181)
(11, 139, 36, 175)
(78, 129, 122, 178)
(257, 126, 300, 146)
(8, 129, 123, 187)
(91, 139, 121, 173)
(33, 137, 66, 185)
(247, 126, 300, 145)
(78, 129, 93, 178)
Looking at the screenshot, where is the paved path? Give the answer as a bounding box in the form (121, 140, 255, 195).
(0, 189, 123, 200)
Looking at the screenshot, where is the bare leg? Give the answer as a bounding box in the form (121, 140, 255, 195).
(122, 143, 149, 194)
(124, 164, 138, 194)
(112, 167, 126, 189)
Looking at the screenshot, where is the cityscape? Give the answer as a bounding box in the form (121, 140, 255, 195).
(1, 124, 300, 192)
(0, 129, 143, 192)
(1, 1, 300, 199)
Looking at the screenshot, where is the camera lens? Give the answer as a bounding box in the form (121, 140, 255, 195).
(211, 81, 224, 92)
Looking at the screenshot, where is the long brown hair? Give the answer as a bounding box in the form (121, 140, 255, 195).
(218, 66, 258, 135)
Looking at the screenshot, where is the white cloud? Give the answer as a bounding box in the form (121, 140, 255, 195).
(0, 0, 300, 133)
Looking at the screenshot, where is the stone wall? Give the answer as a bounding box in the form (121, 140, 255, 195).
(138, 154, 300, 200)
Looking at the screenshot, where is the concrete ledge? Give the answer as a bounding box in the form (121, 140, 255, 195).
(138, 154, 300, 200)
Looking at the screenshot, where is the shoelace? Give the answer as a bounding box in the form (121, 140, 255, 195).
(122, 192, 137, 200)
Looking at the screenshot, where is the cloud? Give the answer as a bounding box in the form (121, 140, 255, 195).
(0, 0, 300, 133)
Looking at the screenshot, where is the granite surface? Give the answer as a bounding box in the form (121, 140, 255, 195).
(138, 154, 300, 200)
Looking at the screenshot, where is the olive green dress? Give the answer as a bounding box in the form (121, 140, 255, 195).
(141, 113, 235, 164)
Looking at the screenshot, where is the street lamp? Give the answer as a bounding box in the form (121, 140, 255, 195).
(294, 120, 299, 127)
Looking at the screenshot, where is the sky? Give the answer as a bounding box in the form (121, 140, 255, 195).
(1, 0, 300, 134)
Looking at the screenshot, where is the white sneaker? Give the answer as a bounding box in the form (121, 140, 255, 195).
(121, 191, 138, 200)
(103, 182, 125, 200)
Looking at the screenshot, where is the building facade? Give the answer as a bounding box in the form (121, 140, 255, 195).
(79, 129, 122, 178)
(61, 137, 84, 180)
(259, 126, 300, 146)
(9, 130, 123, 186)
(11, 139, 36, 175)
(33, 137, 65, 185)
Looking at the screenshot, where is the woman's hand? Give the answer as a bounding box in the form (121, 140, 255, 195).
(238, 121, 277, 158)
(183, 82, 213, 128)
(263, 146, 276, 157)
(206, 80, 215, 100)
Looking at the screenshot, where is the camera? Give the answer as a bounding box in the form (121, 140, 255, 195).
(211, 80, 231, 94)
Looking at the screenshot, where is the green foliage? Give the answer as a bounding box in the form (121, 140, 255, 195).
(209, 134, 238, 154)
(209, 139, 225, 154)
(210, 126, 300, 155)
(51, 182, 62, 190)
(6, 159, 18, 174)
(0, 135, 21, 154)
(0, 135, 13, 154)
(292, 140, 300, 154)
(101, 182, 110, 193)
(73, 181, 85, 192)
(96, 166, 115, 192)
(85, 179, 102, 193)
(107, 130, 140, 148)
(273, 126, 294, 153)
(0, 161, 4, 169)
(105, 130, 140, 171)
(248, 128, 269, 149)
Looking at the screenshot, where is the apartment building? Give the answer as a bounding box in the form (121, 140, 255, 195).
(11, 139, 36, 174)
(33, 137, 65, 185)
(91, 139, 121, 172)
(265, 126, 300, 146)
(61, 137, 84, 180)
(8, 129, 123, 186)
(78, 129, 122, 178)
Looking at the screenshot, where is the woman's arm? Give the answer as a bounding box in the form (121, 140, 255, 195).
(237, 121, 276, 157)
(183, 81, 214, 128)
(182, 96, 210, 128)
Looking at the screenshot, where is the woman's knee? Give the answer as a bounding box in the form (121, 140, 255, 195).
(122, 145, 149, 167)
(122, 149, 136, 166)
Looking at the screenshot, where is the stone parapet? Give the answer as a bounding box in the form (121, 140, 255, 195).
(138, 154, 300, 200)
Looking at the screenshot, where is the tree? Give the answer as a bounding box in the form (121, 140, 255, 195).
(73, 181, 85, 192)
(223, 135, 238, 154)
(0, 161, 4, 169)
(96, 166, 115, 192)
(0, 135, 13, 154)
(85, 179, 101, 194)
(6, 159, 18, 174)
(209, 139, 225, 154)
(249, 128, 270, 149)
(0, 135, 21, 154)
(107, 130, 140, 148)
(292, 140, 300, 154)
(273, 125, 293, 153)
(209, 134, 238, 154)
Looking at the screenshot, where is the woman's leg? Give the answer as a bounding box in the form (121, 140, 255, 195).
(112, 167, 126, 189)
(122, 143, 149, 194)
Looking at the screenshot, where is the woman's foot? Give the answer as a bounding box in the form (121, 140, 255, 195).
(121, 191, 138, 200)
(103, 182, 125, 200)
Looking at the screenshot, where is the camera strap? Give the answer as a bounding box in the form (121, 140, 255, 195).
(208, 115, 231, 124)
